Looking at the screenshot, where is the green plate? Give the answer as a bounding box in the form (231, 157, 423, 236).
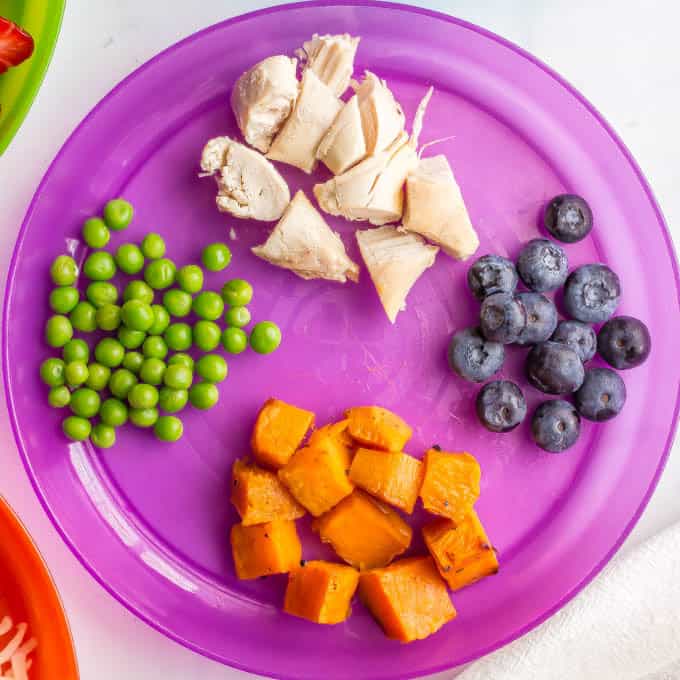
(0, 0, 64, 154)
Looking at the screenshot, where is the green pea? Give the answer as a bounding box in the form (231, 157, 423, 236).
(45, 315, 73, 347)
(85, 363, 111, 391)
(249, 321, 281, 355)
(128, 383, 159, 409)
(154, 415, 183, 442)
(48, 386, 71, 408)
(94, 337, 125, 367)
(103, 198, 133, 231)
(143, 335, 168, 360)
(221, 327, 248, 354)
(122, 351, 144, 374)
(62, 339, 90, 364)
(100, 398, 128, 427)
(96, 303, 122, 331)
(189, 381, 219, 410)
(121, 299, 154, 332)
(163, 289, 193, 318)
(221, 279, 253, 307)
(201, 243, 231, 272)
(193, 320, 221, 352)
(91, 423, 116, 449)
(144, 258, 176, 290)
(64, 360, 89, 387)
(117, 325, 146, 350)
(115, 243, 145, 274)
(148, 304, 170, 335)
(129, 407, 158, 428)
(164, 323, 192, 351)
(167, 353, 194, 370)
(123, 280, 154, 304)
(50, 255, 78, 286)
(196, 354, 227, 383)
(83, 251, 116, 281)
(141, 233, 166, 260)
(49, 286, 79, 314)
(163, 364, 193, 390)
(86, 281, 118, 308)
(192, 291, 224, 321)
(70, 388, 101, 418)
(176, 264, 204, 294)
(158, 387, 188, 413)
(224, 305, 251, 329)
(62, 416, 91, 441)
(82, 217, 110, 249)
(40, 357, 66, 386)
(108, 368, 138, 399)
(69, 302, 97, 333)
(140, 358, 166, 386)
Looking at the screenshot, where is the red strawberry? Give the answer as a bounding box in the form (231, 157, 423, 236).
(0, 17, 34, 75)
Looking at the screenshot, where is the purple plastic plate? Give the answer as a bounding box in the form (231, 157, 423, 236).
(4, 2, 680, 678)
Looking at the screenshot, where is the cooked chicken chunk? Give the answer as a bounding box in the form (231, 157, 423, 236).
(267, 70, 343, 174)
(302, 33, 360, 96)
(403, 155, 479, 260)
(252, 190, 359, 283)
(356, 71, 405, 155)
(200, 136, 290, 222)
(231, 56, 299, 153)
(316, 94, 366, 175)
(356, 226, 439, 323)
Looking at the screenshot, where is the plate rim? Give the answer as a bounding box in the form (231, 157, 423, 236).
(4, 1, 680, 677)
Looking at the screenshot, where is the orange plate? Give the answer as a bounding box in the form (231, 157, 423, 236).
(0, 496, 78, 678)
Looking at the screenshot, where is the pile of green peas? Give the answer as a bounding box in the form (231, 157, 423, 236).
(42, 198, 282, 448)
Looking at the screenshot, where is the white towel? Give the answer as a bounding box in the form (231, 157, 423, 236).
(458, 522, 680, 680)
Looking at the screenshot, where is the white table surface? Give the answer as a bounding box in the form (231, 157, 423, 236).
(1, 1, 678, 678)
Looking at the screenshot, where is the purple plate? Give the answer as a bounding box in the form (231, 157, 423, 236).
(4, 2, 680, 678)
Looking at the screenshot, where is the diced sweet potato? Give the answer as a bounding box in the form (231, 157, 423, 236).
(251, 398, 315, 469)
(359, 556, 456, 642)
(309, 419, 355, 458)
(345, 406, 412, 452)
(231, 457, 306, 526)
(349, 448, 423, 513)
(422, 511, 499, 591)
(231, 520, 301, 580)
(284, 560, 359, 624)
(312, 489, 412, 569)
(419, 449, 480, 521)
(278, 441, 354, 517)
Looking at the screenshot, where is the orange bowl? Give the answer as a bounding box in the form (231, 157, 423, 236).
(0, 496, 77, 678)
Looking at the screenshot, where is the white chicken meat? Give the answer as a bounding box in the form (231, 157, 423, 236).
(301, 33, 360, 97)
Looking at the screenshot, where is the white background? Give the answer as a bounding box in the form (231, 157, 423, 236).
(1, 1, 678, 678)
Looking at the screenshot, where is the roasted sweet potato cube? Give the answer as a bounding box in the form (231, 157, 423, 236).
(419, 449, 480, 521)
(230, 520, 301, 580)
(345, 406, 412, 452)
(284, 560, 359, 624)
(231, 458, 306, 526)
(312, 490, 412, 569)
(278, 442, 354, 517)
(251, 398, 315, 469)
(422, 511, 499, 591)
(349, 448, 423, 513)
(359, 556, 456, 642)
(309, 419, 355, 458)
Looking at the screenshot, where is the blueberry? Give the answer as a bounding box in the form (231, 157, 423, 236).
(476, 380, 527, 432)
(467, 255, 518, 300)
(550, 320, 597, 363)
(574, 367, 626, 421)
(544, 194, 593, 243)
(516, 293, 558, 346)
(531, 400, 581, 452)
(563, 264, 621, 323)
(597, 316, 651, 369)
(480, 292, 526, 344)
(447, 327, 505, 383)
(516, 239, 568, 292)
(526, 341, 584, 394)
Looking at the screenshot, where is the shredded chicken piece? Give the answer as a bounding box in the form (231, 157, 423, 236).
(301, 33, 360, 96)
(0, 615, 36, 679)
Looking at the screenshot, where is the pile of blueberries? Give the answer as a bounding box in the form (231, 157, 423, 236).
(448, 194, 651, 452)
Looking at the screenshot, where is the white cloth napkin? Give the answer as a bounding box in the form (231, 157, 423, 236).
(458, 521, 680, 680)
